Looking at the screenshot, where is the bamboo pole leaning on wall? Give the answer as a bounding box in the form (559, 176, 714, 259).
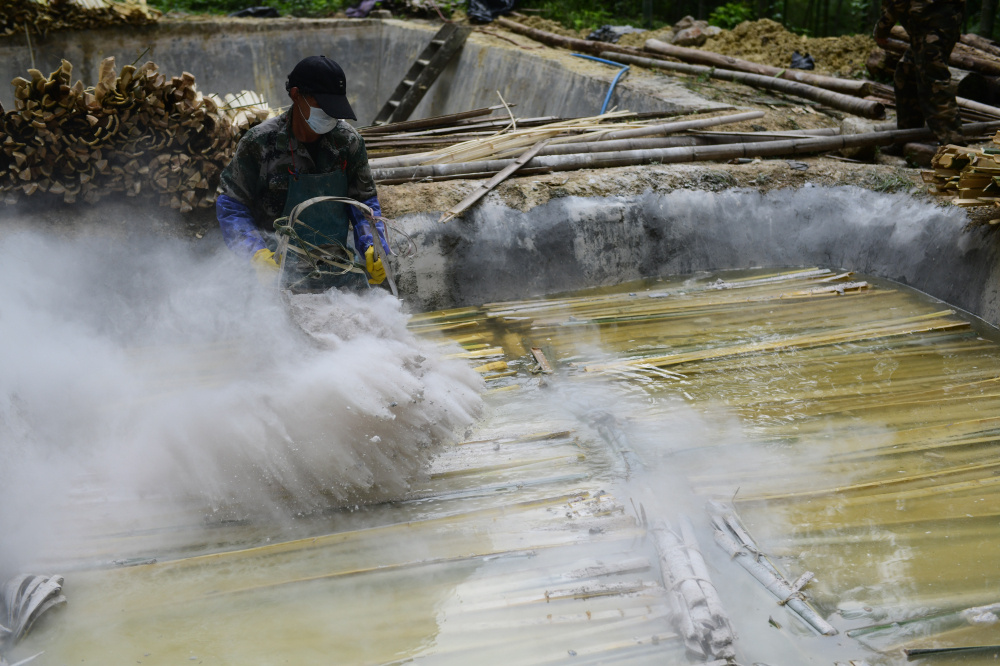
(603, 52, 885, 119)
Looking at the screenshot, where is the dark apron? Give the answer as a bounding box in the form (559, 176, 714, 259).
(278, 170, 367, 292)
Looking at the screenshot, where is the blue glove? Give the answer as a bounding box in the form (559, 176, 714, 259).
(217, 194, 266, 259)
(349, 196, 390, 257)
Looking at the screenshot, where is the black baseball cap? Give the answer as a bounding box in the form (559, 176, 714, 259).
(286, 56, 357, 121)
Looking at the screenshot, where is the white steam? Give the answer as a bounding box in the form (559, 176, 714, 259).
(0, 231, 482, 571)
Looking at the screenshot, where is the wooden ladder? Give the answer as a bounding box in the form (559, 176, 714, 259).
(371, 22, 472, 126)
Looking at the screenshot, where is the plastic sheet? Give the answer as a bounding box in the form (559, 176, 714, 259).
(467, 0, 516, 23)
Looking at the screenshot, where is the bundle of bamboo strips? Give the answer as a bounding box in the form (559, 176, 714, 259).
(210, 89, 273, 143)
(1, 0, 158, 35)
(652, 517, 736, 661)
(922, 134, 1000, 217)
(0, 0, 50, 35)
(0, 58, 268, 210)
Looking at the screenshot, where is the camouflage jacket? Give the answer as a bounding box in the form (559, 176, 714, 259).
(877, 0, 964, 35)
(219, 109, 378, 229)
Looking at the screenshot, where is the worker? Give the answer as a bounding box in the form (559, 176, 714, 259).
(873, 0, 965, 146)
(216, 55, 389, 290)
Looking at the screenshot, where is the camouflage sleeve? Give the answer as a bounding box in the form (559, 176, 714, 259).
(344, 127, 378, 203)
(219, 129, 265, 216)
(877, 0, 908, 33)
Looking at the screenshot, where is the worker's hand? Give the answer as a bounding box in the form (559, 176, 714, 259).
(251, 248, 280, 286)
(365, 245, 386, 285)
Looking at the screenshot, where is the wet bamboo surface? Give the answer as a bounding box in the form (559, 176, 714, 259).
(409, 267, 1000, 663)
(19, 403, 677, 664)
(16, 268, 1000, 665)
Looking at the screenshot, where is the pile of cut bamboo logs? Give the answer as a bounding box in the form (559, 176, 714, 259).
(1, 0, 159, 36)
(0, 58, 269, 211)
(922, 136, 1000, 218)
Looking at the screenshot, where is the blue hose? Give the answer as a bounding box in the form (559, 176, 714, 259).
(572, 53, 630, 115)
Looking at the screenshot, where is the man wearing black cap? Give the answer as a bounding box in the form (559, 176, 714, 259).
(216, 55, 389, 290)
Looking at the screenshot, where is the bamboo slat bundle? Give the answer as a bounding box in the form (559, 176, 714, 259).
(1, 0, 158, 35)
(604, 51, 885, 119)
(921, 134, 1000, 215)
(652, 518, 736, 661)
(0, 58, 266, 211)
(210, 90, 272, 144)
(0, 0, 51, 36)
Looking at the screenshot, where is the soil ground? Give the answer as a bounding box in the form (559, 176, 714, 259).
(382, 18, 998, 230)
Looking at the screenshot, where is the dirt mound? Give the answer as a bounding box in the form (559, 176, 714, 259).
(618, 26, 673, 47)
(703, 19, 874, 77)
(517, 15, 587, 39)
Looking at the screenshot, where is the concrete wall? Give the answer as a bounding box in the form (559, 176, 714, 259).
(0, 18, 707, 124)
(390, 188, 1000, 328)
(2, 20, 995, 326)
(1, 187, 997, 326)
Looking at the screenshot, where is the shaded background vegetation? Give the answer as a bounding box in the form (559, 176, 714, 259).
(146, 0, 999, 41)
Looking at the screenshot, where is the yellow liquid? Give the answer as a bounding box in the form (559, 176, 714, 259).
(16, 269, 1000, 665)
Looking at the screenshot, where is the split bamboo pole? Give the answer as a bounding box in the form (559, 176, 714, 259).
(563, 110, 766, 144)
(642, 38, 871, 96)
(438, 138, 551, 223)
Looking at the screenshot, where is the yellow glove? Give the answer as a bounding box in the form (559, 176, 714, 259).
(365, 245, 386, 285)
(251, 248, 280, 285)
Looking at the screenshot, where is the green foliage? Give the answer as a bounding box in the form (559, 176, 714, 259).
(524, 0, 671, 31)
(708, 1, 754, 29)
(147, 0, 350, 16)
(147, 0, 460, 18)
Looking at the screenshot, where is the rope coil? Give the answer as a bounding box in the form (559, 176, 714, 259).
(273, 195, 411, 296)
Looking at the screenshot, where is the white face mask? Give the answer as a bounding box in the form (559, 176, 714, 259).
(299, 102, 338, 135)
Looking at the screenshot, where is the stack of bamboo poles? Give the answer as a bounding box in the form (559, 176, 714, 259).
(922, 136, 1000, 217)
(0, 58, 268, 210)
(365, 104, 1000, 202)
(1, 0, 158, 36)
